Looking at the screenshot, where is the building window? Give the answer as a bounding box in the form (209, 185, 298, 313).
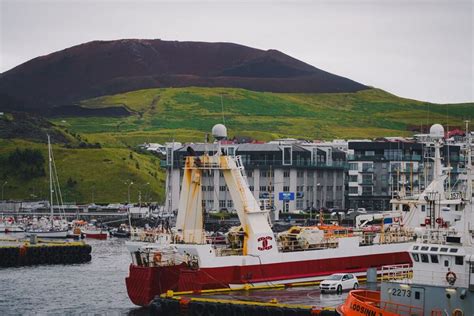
(362, 186, 372, 196)
(336, 186, 342, 191)
(219, 200, 226, 208)
(267, 186, 274, 192)
(296, 199, 303, 208)
(260, 186, 267, 192)
(246, 170, 253, 177)
(202, 200, 206, 207)
(219, 171, 224, 177)
(349, 163, 358, 171)
(207, 200, 214, 208)
(349, 187, 358, 194)
(365, 150, 375, 156)
(349, 175, 358, 182)
(297, 170, 304, 178)
(207, 185, 214, 191)
(219, 186, 227, 191)
(249, 186, 254, 191)
(227, 200, 233, 208)
(283, 147, 292, 165)
(283, 171, 290, 178)
(260, 170, 267, 177)
(283, 186, 290, 192)
(327, 186, 333, 191)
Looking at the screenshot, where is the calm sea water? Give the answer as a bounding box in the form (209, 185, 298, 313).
(0, 235, 149, 316)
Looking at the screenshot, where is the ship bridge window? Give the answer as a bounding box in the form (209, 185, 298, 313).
(421, 254, 429, 263)
(413, 246, 419, 250)
(421, 246, 429, 251)
(449, 248, 458, 253)
(430, 254, 439, 263)
(430, 247, 439, 251)
(440, 248, 448, 252)
(455, 256, 464, 265)
(412, 253, 419, 262)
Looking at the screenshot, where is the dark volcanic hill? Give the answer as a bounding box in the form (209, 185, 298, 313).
(0, 39, 368, 112)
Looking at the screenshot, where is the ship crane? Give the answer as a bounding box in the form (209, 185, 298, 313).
(175, 124, 278, 255)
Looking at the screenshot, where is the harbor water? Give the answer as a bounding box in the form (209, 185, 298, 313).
(0, 235, 146, 315)
(1, 234, 354, 315)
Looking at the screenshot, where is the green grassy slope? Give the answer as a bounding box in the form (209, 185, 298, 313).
(4, 87, 472, 203)
(58, 87, 474, 147)
(0, 139, 165, 204)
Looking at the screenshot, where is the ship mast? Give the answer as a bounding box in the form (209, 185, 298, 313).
(48, 134, 54, 220)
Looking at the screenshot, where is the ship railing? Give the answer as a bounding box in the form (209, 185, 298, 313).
(278, 238, 339, 252)
(134, 247, 186, 267)
(417, 229, 458, 244)
(351, 291, 423, 316)
(378, 229, 415, 244)
(381, 264, 412, 282)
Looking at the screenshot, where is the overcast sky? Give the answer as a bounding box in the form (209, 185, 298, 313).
(1, 0, 472, 103)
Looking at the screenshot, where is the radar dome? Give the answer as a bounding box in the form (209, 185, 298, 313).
(212, 124, 227, 140)
(429, 124, 445, 138)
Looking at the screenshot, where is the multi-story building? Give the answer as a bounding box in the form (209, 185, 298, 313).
(162, 142, 346, 216)
(346, 140, 462, 211)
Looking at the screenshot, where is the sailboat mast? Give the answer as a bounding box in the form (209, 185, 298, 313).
(48, 134, 53, 219)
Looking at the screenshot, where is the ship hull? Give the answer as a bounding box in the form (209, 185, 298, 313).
(126, 250, 411, 306)
(25, 230, 68, 238)
(83, 232, 108, 240)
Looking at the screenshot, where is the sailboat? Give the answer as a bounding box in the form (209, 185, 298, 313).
(26, 135, 68, 238)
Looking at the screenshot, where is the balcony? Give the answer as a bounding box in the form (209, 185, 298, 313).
(347, 154, 422, 162)
(390, 167, 419, 173)
(359, 180, 374, 185)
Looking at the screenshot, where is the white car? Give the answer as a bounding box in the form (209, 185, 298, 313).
(320, 273, 359, 293)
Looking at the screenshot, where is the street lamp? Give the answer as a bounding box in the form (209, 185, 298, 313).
(127, 181, 134, 204)
(1, 181, 7, 201)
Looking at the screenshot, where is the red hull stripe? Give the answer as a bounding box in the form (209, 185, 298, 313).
(85, 233, 107, 240)
(126, 251, 411, 306)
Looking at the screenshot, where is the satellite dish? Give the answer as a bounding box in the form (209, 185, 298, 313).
(212, 124, 227, 140)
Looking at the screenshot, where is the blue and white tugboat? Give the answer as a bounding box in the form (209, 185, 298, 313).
(339, 124, 474, 316)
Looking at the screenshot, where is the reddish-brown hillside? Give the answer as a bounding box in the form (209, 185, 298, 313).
(0, 39, 368, 111)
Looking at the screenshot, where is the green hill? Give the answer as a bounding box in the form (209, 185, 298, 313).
(55, 87, 473, 147)
(0, 139, 165, 204)
(1, 87, 472, 203)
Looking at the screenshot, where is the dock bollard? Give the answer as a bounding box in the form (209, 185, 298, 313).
(29, 234, 37, 245)
(366, 267, 377, 283)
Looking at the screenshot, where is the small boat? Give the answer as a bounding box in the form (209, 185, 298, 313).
(0, 217, 24, 233)
(82, 225, 108, 240)
(25, 135, 68, 239)
(110, 224, 131, 238)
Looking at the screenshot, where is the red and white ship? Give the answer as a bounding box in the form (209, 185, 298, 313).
(124, 128, 425, 306)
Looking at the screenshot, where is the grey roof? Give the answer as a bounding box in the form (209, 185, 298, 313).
(236, 143, 282, 152)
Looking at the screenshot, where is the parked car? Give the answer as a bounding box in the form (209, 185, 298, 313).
(319, 273, 359, 293)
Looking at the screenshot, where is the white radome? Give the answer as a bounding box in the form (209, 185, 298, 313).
(429, 124, 444, 138)
(212, 124, 227, 140)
